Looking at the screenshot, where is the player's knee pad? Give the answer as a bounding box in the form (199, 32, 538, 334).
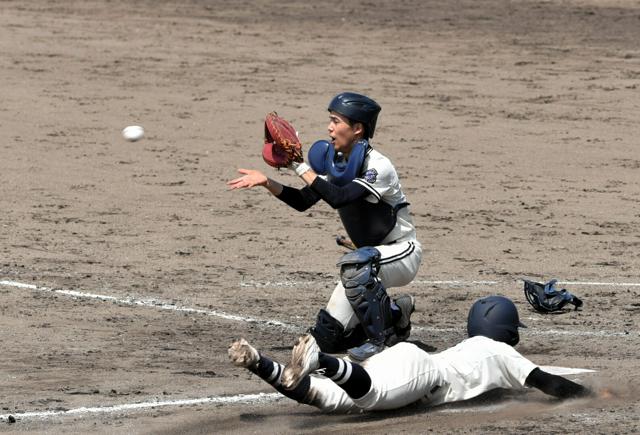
(337, 247, 381, 288)
(309, 309, 366, 353)
(338, 247, 396, 346)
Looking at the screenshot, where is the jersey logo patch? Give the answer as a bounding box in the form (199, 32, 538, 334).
(364, 168, 378, 184)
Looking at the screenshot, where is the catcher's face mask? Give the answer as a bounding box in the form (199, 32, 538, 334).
(523, 279, 583, 313)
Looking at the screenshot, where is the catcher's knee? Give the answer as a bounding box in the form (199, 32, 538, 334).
(337, 247, 381, 289)
(309, 309, 366, 353)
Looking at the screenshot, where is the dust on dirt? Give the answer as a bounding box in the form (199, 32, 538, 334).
(1, 0, 639, 433)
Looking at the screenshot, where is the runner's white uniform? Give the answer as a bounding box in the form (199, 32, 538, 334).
(324, 148, 422, 330)
(306, 336, 537, 413)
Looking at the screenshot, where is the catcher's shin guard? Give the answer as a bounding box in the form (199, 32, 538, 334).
(338, 247, 397, 347)
(344, 279, 396, 346)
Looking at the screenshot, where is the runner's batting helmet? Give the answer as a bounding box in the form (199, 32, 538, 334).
(467, 296, 526, 346)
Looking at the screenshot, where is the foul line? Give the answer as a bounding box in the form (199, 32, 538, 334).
(0, 365, 594, 422)
(0, 278, 617, 422)
(241, 279, 640, 288)
(0, 392, 281, 422)
(240, 279, 500, 288)
(1, 279, 634, 339)
(0, 280, 302, 333)
(0, 389, 572, 422)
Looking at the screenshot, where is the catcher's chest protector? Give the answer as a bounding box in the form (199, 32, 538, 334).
(311, 140, 408, 247)
(308, 139, 368, 186)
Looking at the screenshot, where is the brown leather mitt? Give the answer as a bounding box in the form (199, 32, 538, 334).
(262, 112, 304, 168)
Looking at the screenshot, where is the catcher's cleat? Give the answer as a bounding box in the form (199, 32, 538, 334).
(281, 334, 320, 390)
(228, 338, 259, 369)
(347, 341, 386, 361)
(394, 294, 416, 341)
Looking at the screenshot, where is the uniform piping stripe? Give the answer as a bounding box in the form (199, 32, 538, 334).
(353, 179, 381, 201)
(380, 242, 415, 265)
(335, 361, 352, 385)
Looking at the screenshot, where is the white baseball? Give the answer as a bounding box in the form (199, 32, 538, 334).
(122, 125, 145, 142)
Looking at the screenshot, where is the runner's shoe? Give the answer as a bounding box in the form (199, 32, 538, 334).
(228, 338, 259, 369)
(281, 334, 320, 390)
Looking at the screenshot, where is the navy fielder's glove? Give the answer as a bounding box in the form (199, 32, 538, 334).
(523, 279, 583, 313)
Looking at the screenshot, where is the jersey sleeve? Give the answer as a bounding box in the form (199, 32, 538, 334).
(309, 177, 370, 209)
(352, 163, 397, 203)
(276, 185, 321, 211)
(500, 348, 539, 387)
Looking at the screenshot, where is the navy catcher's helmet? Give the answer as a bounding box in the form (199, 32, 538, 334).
(328, 92, 381, 139)
(467, 296, 526, 346)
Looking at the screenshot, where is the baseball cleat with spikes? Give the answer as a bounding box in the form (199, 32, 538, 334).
(394, 294, 416, 341)
(281, 334, 320, 390)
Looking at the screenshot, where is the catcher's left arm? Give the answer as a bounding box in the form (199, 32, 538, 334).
(228, 113, 315, 193)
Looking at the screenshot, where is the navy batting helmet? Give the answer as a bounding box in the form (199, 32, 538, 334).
(328, 92, 381, 139)
(467, 296, 526, 346)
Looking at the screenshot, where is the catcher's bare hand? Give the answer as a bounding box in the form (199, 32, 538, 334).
(227, 168, 267, 190)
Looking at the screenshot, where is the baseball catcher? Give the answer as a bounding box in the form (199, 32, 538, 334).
(229, 296, 598, 413)
(228, 93, 422, 360)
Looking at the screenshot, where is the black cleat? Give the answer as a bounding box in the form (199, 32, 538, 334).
(393, 294, 415, 341)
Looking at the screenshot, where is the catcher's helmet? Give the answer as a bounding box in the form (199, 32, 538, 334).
(467, 296, 526, 346)
(328, 92, 381, 139)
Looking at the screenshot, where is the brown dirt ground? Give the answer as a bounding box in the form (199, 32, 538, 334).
(1, 0, 639, 433)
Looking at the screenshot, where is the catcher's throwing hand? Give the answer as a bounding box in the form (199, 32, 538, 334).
(227, 168, 268, 190)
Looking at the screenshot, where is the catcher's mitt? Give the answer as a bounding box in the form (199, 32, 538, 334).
(262, 112, 303, 168)
(523, 279, 583, 313)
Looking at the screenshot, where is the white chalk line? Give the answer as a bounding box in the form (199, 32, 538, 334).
(0, 278, 614, 422)
(240, 279, 501, 288)
(1, 279, 634, 339)
(0, 279, 302, 333)
(0, 390, 573, 422)
(241, 278, 640, 288)
(414, 325, 632, 337)
(0, 392, 282, 422)
(0, 366, 595, 422)
(524, 328, 632, 337)
(437, 403, 508, 414)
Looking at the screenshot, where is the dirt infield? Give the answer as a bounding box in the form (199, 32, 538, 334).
(1, 0, 639, 433)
